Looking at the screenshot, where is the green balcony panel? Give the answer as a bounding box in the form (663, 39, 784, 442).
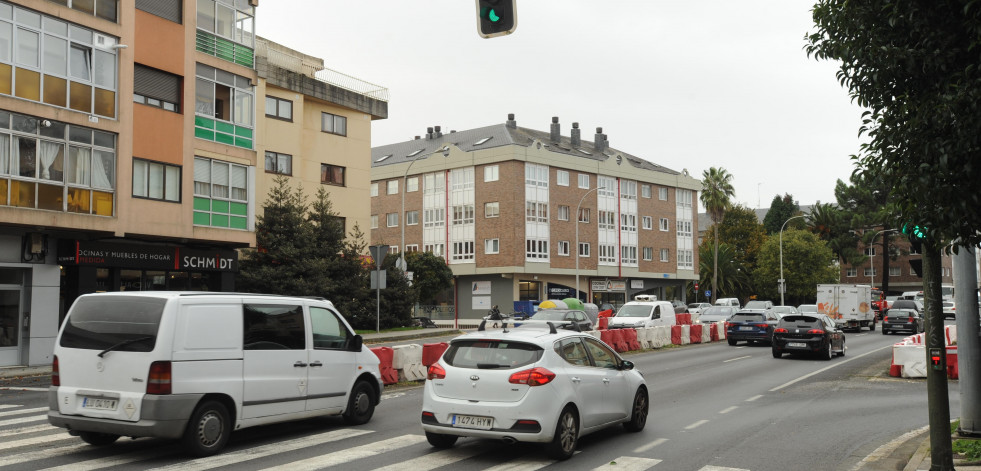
(195, 116, 215, 129)
(234, 136, 252, 149)
(194, 127, 215, 140)
(213, 214, 229, 227)
(193, 211, 211, 226)
(215, 121, 234, 134)
(212, 199, 230, 213)
(230, 201, 248, 216)
(230, 216, 247, 230)
(193, 197, 212, 211)
(215, 132, 234, 145)
(235, 126, 253, 138)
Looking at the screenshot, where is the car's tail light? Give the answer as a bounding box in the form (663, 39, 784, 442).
(724, 322, 731, 330)
(755, 324, 768, 329)
(807, 329, 825, 335)
(146, 361, 172, 395)
(883, 316, 890, 322)
(51, 355, 59, 387)
(427, 364, 446, 380)
(773, 328, 788, 334)
(908, 316, 915, 323)
(509, 367, 556, 386)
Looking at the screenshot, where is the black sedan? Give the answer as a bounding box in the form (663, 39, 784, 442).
(771, 314, 845, 360)
(882, 308, 923, 335)
(726, 310, 781, 345)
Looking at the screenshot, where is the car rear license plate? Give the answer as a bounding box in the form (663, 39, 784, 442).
(81, 397, 118, 410)
(787, 342, 807, 348)
(739, 326, 754, 331)
(452, 414, 493, 430)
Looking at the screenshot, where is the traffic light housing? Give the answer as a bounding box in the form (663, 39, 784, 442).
(902, 222, 925, 253)
(476, 0, 517, 38)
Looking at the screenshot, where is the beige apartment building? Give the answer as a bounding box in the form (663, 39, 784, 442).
(371, 115, 702, 320)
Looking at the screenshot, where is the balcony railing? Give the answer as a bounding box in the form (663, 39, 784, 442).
(257, 40, 389, 102)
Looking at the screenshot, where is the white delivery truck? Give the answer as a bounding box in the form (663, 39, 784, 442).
(816, 284, 876, 331)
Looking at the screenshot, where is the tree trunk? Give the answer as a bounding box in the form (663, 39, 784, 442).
(712, 224, 719, 304)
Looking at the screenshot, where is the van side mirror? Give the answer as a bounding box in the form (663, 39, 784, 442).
(348, 334, 364, 352)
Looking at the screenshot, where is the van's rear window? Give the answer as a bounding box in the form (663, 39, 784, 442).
(59, 296, 166, 352)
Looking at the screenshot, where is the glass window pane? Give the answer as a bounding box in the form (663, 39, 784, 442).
(43, 35, 67, 75)
(10, 180, 34, 208)
(197, 0, 215, 33)
(14, 8, 40, 28)
(132, 159, 146, 197)
(280, 100, 291, 119)
(195, 78, 214, 116)
(93, 49, 114, 88)
(0, 4, 11, 20)
(92, 149, 113, 189)
(14, 67, 40, 101)
(233, 91, 252, 126)
(16, 28, 38, 67)
(69, 44, 91, 81)
(165, 165, 179, 201)
(94, 88, 115, 118)
(92, 190, 112, 215)
(68, 187, 90, 213)
(216, 4, 234, 38)
(96, 0, 118, 22)
(69, 25, 91, 44)
(264, 96, 275, 116)
(148, 162, 163, 199)
(42, 17, 68, 36)
(93, 130, 114, 148)
(38, 141, 64, 182)
(72, 0, 96, 16)
(69, 126, 92, 144)
(0, 63, 10, 95)
(14, 135, 35, 178)
(69, 81, 92, 112)
(0, 22, 12, 63)
(37, 182, 62, 211)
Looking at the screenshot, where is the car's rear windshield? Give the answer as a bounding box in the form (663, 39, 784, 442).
(59, 296, 167, 352)
(532, 310, 576, 321)
(730, 313, 765, 322)
(778, 315, 822, 328)
(443, 339, 544, 369)
(744, 301, 768, 309)
(616, 305, 653, 317)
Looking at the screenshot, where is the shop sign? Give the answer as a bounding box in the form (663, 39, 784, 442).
(58, 240, 238, 272)
(591, 279, 626, 292)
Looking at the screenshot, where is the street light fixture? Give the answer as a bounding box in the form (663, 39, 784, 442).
(779, 214, 807, 306)
(868, 228, 898, 289)
(399, 146, 450, 272)
(575, 186, 601, 303)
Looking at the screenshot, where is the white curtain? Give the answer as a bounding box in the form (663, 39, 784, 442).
(0, 134, 8, 175)
(69, 146, 91, 186)
(91, 150, 112, 189)
(9, 136, 20, 176)
(39, 141, 62, 181)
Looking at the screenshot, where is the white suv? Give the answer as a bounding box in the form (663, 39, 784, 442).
(421, 323, 648, 460)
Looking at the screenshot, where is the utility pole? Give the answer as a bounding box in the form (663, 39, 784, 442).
(923, 244, 954, 470)
(952, 245, 981, 436)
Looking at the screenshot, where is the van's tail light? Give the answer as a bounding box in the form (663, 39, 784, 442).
(147, 361, 172, 395)
(427, 364, 446, 380)
(807, 329, 826, 335)
(51, 355, 60, 387)
(509, 367, 556, 386)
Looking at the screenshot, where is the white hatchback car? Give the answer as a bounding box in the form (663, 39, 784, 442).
(421, 322, 648, 460)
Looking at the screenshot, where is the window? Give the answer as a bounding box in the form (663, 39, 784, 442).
(134, 65, 180, 112)
(195, 63, 254, 148)
(264, 151, 291, 175)
(620, 180, 637, 199)
(557, 205, 570, 221)
(642, 185, 651, 198)
(406, 244, 419, 252)
(643, 247, 653, 261)
(578, 208, 590, 223)
(846, 268, 857, 277)
(321, 112, 347, 136)
(659, 218, 669, 231)
(642, 216, 653, 230)
(556, 170, 569, 186)
(677, 188, 693, 206)
(889, 266, 901, 277)
(865, 247, 876, 256)
(557, 240, 570, 256)
(599, 244, 616, 264)
(484, 202, 499, 218)
(265, 96, 292, 121)
(309, 306, 351, 350)
(452, 241, 474, 261)
(406, 176, 419, 192)
(660, 248, 669, 262)
(526, 239, 548, 260)
(677, 249, 693, 269)
(452, 204, 475, 225)
(484, 165, 498, 182)
(425, 243, 444, 256)
(136, 0, 180, 23)
(598, 176, 616, 197)
(450, 167, 474, 190)
(620, 214, 637, 232)
(51, 0, 119, 22)
(658, 187, 668, 200)
(677, 220, 692, 238)
(133, 158, 180, 202)
(621, 245, 637, 264)
(320, 164, 345, 186)
(243, 304, 304, 350)
(598, 210, 616, 230)
(370, 215, 378, 229)
(578, 173, 590, 189)
(863, 268, 877, 277)
(485, 238, 499, 254)
(525, 202, 547, 223)
(525, 163, 548, 187)
(406, 210, 419, 226)
(193, 156, 248, 229)
(387, 180, 398, 194)
(197, 0, 254, 48)
(386, 212, 398, 227)
(579, 243, 590, 257)
(424, 208, 445, 227)
(370, 183, 378, 197)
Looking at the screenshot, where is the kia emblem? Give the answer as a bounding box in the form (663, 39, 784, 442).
(470, 375, 480, 381)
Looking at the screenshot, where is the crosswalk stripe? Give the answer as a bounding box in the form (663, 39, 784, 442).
(0, 414, 48, 428)
(593, 456, 662, 470)
(258, 434, 427, 471)
(0, 423, 58, 439)
(482, 457, 556, 471)
(0, 406, 48, 418)
(146, 428, 375, 471)
(0, 430, 78, 451)
(39, 445, 175, 471)
(0, 442, 89, 467)
(633, 438, 668, 453)
(0, 404, 20, 410)
(372, 440, 491, 471)
(698, 466, 751, 471)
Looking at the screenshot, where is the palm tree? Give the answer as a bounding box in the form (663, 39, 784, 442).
(700, 167, 735, 304)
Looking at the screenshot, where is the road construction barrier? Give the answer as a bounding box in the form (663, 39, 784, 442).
(623, 329, 642, 351)
(598, 317, 609, 330)
(888, 325, 958, 379)
(370, 346, 399, 385)
(689, 324, 703, 344)
(393, 344, 426, 382)
(676, 313, 692, 325)
(422, 343, 448, 367)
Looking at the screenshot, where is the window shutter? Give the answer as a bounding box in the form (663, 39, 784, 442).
(134, 64, 180, 104)
(136, 0, 182, 24)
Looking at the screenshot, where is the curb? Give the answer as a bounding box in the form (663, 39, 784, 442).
(902, 433, 931, 471)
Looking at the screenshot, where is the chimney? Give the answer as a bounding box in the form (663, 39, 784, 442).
(505, 113, 517, 129)
(414, 136, 421, 140)
(426, 126, 434, 140)
(550, 117, 560, 143)
(594, 127, 607, 152)
(571, 122, 581, 147)
(435, 125, 442, 138)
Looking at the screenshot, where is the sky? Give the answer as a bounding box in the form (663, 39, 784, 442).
(257, 0, 867, 211)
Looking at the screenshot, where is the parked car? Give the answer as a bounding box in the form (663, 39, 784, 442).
(743, 300, 774, 312)
(687, 303, 712, 317)
(771, 314, 845, 360)
(888, 299, 924, 317)
(769, 306, 799, 317)
(797, 304, 818, 314)
(515, 309, 593, 331)
(943, 301, 956, 319)
(421, 323, 648, 460)
(882, 308, 924, 335)
(696, 305, 737, 324)
(671, 300, 688, 314)
(715, 298, 741, 308)
(725, 310, 781, 345)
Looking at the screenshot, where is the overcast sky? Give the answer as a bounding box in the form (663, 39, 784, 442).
(258, 0, 866, 211)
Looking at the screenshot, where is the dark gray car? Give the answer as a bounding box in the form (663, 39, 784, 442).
(882, 308, 923, 335)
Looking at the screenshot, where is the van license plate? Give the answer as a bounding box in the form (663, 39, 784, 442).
(81, 397, 118, 410)
(452, 414, 493, 430)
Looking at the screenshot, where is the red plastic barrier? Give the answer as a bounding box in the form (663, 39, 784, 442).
(422, 343, 449, 367)
(623, 329, 641, 351)
(370, 347, 399, 385)
(676, 313, 691, 325)
(598, 316, 609, 330)
(947, 346, 959, 379)
(598, 309, 614, 318)
(670, 325, 683, 345)
(610, 329, 629, 352)
(600, 329, 616, 348)
(689, 324, 703, 344)
(889, 347, 903, 377)
(709, 324, 719, 341)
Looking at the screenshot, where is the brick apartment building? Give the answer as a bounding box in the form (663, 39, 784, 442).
(371, 114, 703, 320)
(846, 232, 952, 296)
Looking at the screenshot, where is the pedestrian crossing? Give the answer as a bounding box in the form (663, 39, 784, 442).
(0, 404, 751, 471)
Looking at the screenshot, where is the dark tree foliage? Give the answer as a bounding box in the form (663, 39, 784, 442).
(808, 1, 981, 248)
(807, 201, 864, 265)
(701, 205, 767, 268)
(753, 229, 838, 306)
(762, 194, 802, 235)
(692, 242, 752, 303)
(405, 251, 454, 304)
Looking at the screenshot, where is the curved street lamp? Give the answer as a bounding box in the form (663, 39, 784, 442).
(575, 186, 601, 303)
(868, 228, 898, 289)
(779, 215, 807, 306)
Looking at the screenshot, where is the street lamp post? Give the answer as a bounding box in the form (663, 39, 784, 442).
(575, 186, 601, 303)
(868, 228, 898, 289)
(779, 215, 807, 306)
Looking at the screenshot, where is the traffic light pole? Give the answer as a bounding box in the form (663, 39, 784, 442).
(923, 245, 954, 470)
(953, 245, 981, 436)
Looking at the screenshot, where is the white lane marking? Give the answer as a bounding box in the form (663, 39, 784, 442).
(258, 434, 427, 471)
(699, 466, 751, 471)
(372, 440, 490, 471)
(147, 428, 375, 471)
(0, 431, 77, 451)
(633, 438, 668, 453)
(40, 446, 174, 471)
(745, 395, 763, 402)
(685, 419, 710, 430)
(0, 407, 48, 418)
(718, 406, 738, 414)
(381, 391, 407, 400)
(723, 356, 751, 363)
(593, 456, 662, 470)
(0, 423, 58, 439)
(0, 443, 88, 467)
(0, 404, 19, 410)
(483, 457, 556, 471)
(769, 344, 893, 392)
(849, 425, 929, 470)
(0, 414, 47, 427)
(0, 387, 48, 392)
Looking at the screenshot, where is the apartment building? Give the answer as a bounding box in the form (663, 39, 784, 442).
(371, 115, 702, 320)
(844, 234, 952, 295)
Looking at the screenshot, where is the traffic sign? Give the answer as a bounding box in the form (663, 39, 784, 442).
(704, 289, 711, 298)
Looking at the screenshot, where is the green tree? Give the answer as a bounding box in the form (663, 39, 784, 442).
(762, 194, 802, 235)
(833, 173, 899, 293)
(694, 242, 752, 303)
(700, 167, 735, 304)
(807, 202, 863, 266)
(752, 229, 837, 306)
(405, 251, 454, 304)
(700, 205, 766, 268)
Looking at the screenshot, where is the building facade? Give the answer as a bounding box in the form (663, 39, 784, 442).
(844, 233, 953, 296)
(371, 115, 702, 320)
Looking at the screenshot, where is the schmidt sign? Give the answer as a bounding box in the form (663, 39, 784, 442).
(59, 240, 238, 272)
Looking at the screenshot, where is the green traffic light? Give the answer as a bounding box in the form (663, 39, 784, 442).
(481, 7, 500, 22)
(902, 222, 926, 239)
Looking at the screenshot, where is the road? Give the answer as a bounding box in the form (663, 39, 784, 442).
(0, 322, 960, 471)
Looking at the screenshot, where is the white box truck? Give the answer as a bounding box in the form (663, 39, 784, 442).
(816, 284, 876, 331)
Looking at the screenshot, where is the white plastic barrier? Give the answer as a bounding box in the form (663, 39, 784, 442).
(652, 326, 669, 348)
(717, 322, 726, 340)
(680, 325, 691, 345)
(393, 344, 426, 381)
(892, 343, 927, 378)
(636, 328, 652, 349)
(701, 324, 712, 343)
(946, 325, 957, 345)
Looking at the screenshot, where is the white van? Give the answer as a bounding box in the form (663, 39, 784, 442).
(715, 298, 741, 308)
(48, 292, 383, 456)
(607, 296, 677, 329)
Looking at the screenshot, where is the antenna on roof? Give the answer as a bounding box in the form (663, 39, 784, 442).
(547, 322, 557, 334)
(478, 320, 486, 331)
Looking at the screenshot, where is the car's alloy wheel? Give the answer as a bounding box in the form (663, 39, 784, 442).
(823, 341, 833, 361)
(623, 389, 648, 432)
(546, 408, 578, 460)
